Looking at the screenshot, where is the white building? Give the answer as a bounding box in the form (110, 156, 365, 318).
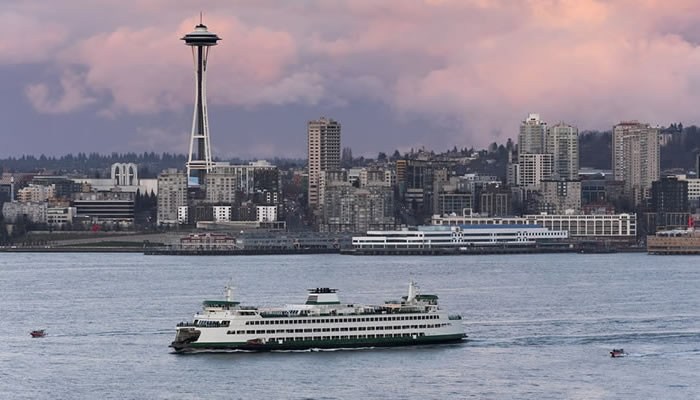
(431, 212, 636, 239)
(2, 201, 47, 224)
(612, 121, 660, 205)
(177, 206, 189, 224)
(353, 225, 568, 249)
(213, 205, 231, 222)
(256, 205, 277, 222)
(16, 184, 55, 202)
(673, 174, 700, 209)
(47, 206, 76, 226)
(518, 153, 553, 187)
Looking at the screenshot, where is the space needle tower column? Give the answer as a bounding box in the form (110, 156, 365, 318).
(182, 18, 221, 186)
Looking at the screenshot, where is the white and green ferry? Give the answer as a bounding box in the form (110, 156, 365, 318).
(171, 281, 466, 352)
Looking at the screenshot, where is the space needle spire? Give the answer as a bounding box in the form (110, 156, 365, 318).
(181, 16, 221, 185)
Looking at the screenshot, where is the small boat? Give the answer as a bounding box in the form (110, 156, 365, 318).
(610, 348, 626, 357)
(30, 330, 46, 338)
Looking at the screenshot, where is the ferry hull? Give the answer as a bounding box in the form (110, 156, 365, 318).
(172, 333, 466, 353)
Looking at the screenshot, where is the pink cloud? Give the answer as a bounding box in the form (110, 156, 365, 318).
(15, 0, 700, 148)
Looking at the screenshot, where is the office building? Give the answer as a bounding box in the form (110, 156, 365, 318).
(612, 121, 660, 205)
(308, 117, 341, 209)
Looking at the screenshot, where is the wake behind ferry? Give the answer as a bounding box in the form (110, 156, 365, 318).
(171, 281, 466, 352)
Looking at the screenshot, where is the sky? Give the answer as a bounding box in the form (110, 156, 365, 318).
(2, 0, 700, 159)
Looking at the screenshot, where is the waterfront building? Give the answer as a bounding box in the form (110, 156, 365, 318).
(180, 233, 237, 250)
(612, 121, 660, 205)
(73, 191, 135, 223)
(431, 212, 636, 241)
(518, 153, 553, 187)
(352, 225, 568, 250)
(546, 123, 579, 180)
(539, 180, 581, 214)
(308, 117, 341, 209)
(157, 169, 188, 224)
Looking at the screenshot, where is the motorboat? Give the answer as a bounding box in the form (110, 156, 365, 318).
(30, 330, 46, 338)
(610, 348, 626, 357)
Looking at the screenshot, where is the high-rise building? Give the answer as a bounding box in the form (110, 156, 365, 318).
(518, 153, 553, 187)
(157, 169, 188, 224)
(612, 121, 660, 205)
(518, 113, 547, 154)
(696, 152, 700, 177)
(307, 117, 341, 209)
(182, 20, 221, 185)
(546, 123, 579, 180)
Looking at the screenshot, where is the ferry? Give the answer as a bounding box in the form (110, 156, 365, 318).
(171, 281, 466, 352)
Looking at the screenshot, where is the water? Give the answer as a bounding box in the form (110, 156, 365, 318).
(1, 253, 699, 399)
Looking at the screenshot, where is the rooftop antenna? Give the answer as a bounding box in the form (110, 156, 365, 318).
(200, 11, 203, 25)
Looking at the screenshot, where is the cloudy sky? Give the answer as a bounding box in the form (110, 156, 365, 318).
(1, 0, 700, 158)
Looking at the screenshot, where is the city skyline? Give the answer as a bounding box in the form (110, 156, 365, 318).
(3, 1, 700, 159)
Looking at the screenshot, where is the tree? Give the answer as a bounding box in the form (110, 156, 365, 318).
(377, 152, 387, 162)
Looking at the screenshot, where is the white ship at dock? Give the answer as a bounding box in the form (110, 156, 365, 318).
(171, 281, 466, 352)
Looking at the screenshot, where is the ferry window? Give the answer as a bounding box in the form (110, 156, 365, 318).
(286, 329, 294, 333)
(350, 335, 357, 339)
(349, 327, 357, 331)
(340, 327, 348, 332)
(358, 327, 365, 331)
(277, 329, 284, 333)
(313, 328, 321, 332)
(376, 334, 383, 338)
(332, 336, 339, 340)
(237, 331, 244, 334)
(322, 328, 330, 332)
(304, 329, 312, 333)
(267, 330, 275, 334)
(247, 330, 255, 334)
(411, 325, 418, 329)
(367, 327, 374, 331)
(245, 322, 250, 325)
(256, 330, 265, 334)
(295, 329, 303, 333)
(331, 328, 339, 332)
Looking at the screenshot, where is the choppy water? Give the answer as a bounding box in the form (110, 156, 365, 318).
(1, 253, 699, 399)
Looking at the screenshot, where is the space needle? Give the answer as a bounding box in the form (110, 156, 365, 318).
(182, 15, 221, 186)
